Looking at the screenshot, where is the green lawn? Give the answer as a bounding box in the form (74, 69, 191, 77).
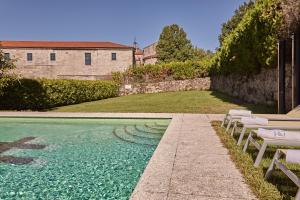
(52, 90, 276, 113)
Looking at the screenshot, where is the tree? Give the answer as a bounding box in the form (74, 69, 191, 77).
(0, 50, 15, 77)
(156, 24, 193, 63)
(218, 1, 254, 46)
(192, 47, 214, 61)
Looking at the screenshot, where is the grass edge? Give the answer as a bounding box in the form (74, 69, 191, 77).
(211, 121, 283, 200)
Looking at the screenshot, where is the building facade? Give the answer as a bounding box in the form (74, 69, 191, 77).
(0, 41, 134, 80)
(134, 48, 144, 65)
(143, 42, 158, 65)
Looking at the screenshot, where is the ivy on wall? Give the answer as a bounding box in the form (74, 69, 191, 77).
(211, 0, 282, 75)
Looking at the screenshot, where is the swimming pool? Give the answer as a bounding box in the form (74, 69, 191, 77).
(0, 117, 170, 199)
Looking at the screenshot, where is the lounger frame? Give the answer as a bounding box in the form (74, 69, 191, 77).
(236, 125, 300, 146)
(243, 130, 300, 167)
(222, 114, 300, 139)
(265, 149, 300, 199)
(221, 114, 244, 132)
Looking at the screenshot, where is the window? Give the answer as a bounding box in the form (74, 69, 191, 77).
(111, 53, 117, 60)
(85, 53, 91, 65)
(27, 53, 33, 61)
(50, 53, 56, 61)
(4, 53, 10, 59)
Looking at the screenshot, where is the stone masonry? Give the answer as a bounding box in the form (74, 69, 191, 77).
(1, 41, 133, 80)
(7, 48, 133, 80)
(211, 66, 293, 111)
(211, 68, 278, 106)
(119, 78, 211, 95)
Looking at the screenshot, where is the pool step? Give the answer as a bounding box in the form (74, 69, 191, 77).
(124, 126, 162, 139)
(154, 122, 169, 127)
(134, 125, 164, 135)
(113, 127, 159, 146)
(145, 123, 168, 131)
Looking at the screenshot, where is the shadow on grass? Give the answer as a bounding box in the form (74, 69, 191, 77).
(210, 90, 276, 114)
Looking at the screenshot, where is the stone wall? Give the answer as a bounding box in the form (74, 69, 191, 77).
(4, 48, 133, 80)
(211, 67, 293, 111)
(119, 78, 211, 95)
(211, 68, 277, 106)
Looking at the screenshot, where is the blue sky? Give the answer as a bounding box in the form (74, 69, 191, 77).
(0, 0, 246, 51)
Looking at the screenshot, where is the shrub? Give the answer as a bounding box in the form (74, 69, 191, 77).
(111, 71, 123, 85)
(121, 60, 211, 83)
(0, 78, 119, 110)
(211, 0, 282, 75)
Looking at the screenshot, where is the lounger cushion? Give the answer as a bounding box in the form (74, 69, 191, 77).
(286, 150, 300, 164)
(229, 109, 251, 117)
(241, 117, 268, 125)
(257, 128, 300, 141)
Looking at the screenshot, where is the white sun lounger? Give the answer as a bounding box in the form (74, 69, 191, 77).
(221, 109, 252, 131)
(243, 129, 300, 167)
(222, 107, 300, 134)
(265, 149, 300, 199)
(235, 119, 300, 146)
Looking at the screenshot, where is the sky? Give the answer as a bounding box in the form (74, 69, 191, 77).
(0, 0, 246, 51)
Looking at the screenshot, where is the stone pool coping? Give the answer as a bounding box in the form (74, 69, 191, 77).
(0, 112, 256, 199)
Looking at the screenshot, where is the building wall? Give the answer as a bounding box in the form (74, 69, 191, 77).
(134, 54, 143, 65)
(143, 57, 158, 65)
(3, 48, 133, 80)
(143, 42, 158, 65)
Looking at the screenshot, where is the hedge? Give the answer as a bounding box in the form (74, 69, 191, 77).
(114, 59, 211, 84)
(0, 78, 119, 110)
(211, 0, 282, 75)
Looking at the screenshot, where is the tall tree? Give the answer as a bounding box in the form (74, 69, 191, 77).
(156, 24, 193, 63)
(192, 47, 214, 61)
(0, 50, 16, 77)
(218, 1, 254, 46)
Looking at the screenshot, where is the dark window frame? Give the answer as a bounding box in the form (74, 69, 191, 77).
(50, 53, 56, 61)
(27, 53, 33, 61)
(111, 52, 117, 61)
(85, 53, 91, 65)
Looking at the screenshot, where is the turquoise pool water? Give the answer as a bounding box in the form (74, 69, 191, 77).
(0, 117, 170, 200)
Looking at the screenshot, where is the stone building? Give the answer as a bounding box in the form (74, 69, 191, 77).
(143, 42, 158, 65)
(134, 48, 144, 65)
(0, 40, 134, 80)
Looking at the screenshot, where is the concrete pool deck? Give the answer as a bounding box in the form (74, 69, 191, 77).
(0, 112, 257, 200)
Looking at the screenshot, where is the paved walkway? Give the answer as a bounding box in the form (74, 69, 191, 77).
(131, 114, 257, 200)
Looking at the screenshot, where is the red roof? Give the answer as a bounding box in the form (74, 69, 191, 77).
(0, 40, 133, 49)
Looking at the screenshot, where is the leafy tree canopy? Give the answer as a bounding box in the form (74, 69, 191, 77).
(192, 47, 214, 61)
(156, 24, 193, 63)
(212, 0, 282, 75)
(218, 1, 255, 46)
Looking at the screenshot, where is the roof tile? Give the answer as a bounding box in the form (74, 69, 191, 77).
(0, 41, 132, 49)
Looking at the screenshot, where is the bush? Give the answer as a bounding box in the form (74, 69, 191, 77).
(0, 78, 119, 110)
(121, 60, 211, 83)
(111, 71, 123, 85)
(211, 0, 282, 75)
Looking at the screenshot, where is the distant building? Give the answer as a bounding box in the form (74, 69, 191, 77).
(0, 40, 134, 80)
(134, 48, 144, 65)
(143, 42, 158, 65)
